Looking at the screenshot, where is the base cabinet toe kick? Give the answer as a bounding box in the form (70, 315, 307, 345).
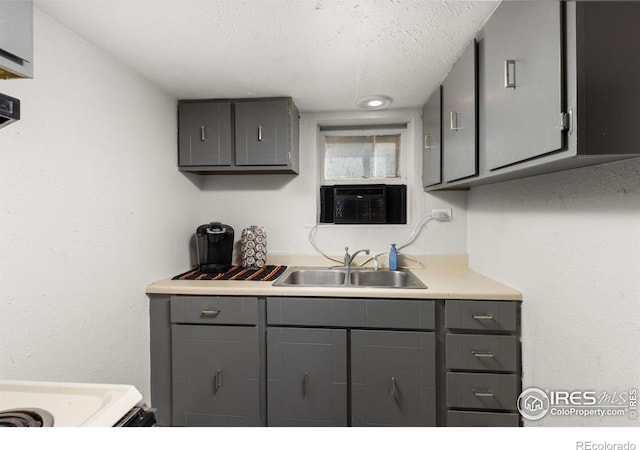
(148, 295, 521, 427)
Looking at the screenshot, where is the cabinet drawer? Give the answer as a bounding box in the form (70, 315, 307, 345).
(445, 300, 517, 331)
(267, 297, 435, 330)
(446, 373, 519, 411)
(446, 334, 518, 372)
(447, 410, 519, 427)
(170, 296, 258, 325)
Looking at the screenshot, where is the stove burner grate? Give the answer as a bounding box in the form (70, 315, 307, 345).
(0, 408, 54, 427)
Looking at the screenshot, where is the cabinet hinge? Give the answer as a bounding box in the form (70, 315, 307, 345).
(560, 111, 571, 132)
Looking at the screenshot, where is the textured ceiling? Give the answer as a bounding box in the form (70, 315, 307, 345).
(35, 0, 498, 112)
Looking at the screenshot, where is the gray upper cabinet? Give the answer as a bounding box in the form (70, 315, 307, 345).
(178, 101, 232, 167)
(0, 0, 33, 79)
(422, 86, 442, 188)
(483, 1, 564, 170)
(442, 40, 477, 183)
(235, 99, 291, 166)
(177, 97, 299, 174)
(426, 1, 640, 191)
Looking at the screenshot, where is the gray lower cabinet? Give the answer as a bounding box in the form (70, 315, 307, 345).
(441, 39, 477, 183)
(148, 295, 266, 427)
(267, 327, 347, 426)
(266, 297, 438, 427)
(172, 324, 262, 426)
(444, 300, 521, 427)
(149, 295, 520, 427)
(351, 330, 436, 426)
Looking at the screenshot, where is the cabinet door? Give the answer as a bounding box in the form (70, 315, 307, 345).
(171, 325, 263, 426)
(442, 40, 478, 183)
(178, 102, 232, 167)
(483, 1, 564, 170)
(351, 330, 436, 426)
(0, 0, 33, 78)
(422, 86, 442, 188)
(235, 100, 290, 166)
(267, 327, 347, 426)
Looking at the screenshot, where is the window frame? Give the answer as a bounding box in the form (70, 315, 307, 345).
(319, 126, 410, 186)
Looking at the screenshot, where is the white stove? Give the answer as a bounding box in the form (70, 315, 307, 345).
(0, 380, 155, 427)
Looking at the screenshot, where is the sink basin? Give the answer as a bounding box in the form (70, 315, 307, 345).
(273, 267, 427, 289)
(273, 268, 346, 286)
(349, 269, 426, 289)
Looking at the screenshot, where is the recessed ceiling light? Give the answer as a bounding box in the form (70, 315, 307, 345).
(357, 95, 393, 110)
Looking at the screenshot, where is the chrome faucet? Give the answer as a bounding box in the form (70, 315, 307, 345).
(343, 247, 370, 270)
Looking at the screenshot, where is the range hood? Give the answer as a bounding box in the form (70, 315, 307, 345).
(0, 92, 20, 129)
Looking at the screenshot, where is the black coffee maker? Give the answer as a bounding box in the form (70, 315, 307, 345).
(196, 222, 234, 273)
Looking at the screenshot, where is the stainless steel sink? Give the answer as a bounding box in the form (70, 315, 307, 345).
(273, 267, 427, 289)
(349, 269, 426, 289)
(273, 268, 346, 287)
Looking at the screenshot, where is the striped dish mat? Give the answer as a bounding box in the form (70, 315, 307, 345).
(172, 265, 287, 281)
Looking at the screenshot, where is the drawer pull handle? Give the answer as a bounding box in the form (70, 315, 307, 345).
(258, 125, 263, 141)
(390, 377, 399, 402)
(302, 373, 309, 399)
(213, 369, 222, 393)
(472, 390, 494, 398)
(201, 309, 221, 318)
(200, 125, 207, 142)
(472, 351, 495, 359)
(471, 314, 494, 320)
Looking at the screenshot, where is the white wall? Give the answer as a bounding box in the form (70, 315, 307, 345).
(467, 159, 640, 426)
(200, 110, 467, 260)
(0, 10, 201, 401)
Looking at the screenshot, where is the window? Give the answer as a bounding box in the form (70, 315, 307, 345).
(320, 127, 405, 182)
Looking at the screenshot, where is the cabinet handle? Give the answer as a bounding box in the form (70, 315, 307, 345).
(424, 134, 432, 150)
(450, 112, 460, 131)
(472, 351, 495, 359)
(201, 309, 221, 318)
(258, 125, 263, 141)
(390, 376, 399, 402)
(200, 125, 207, 142)
(213, 369, 222, 393)
(472, 390, 494, 398)
(302, 373, 309, 398)
(471, 314, 494, 320)
(504, 59, 516, 88)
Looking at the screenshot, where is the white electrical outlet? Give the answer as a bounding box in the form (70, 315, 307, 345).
(432, 208, 453, 221)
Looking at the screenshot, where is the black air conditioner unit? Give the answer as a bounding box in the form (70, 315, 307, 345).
(319, 184, 406, 224)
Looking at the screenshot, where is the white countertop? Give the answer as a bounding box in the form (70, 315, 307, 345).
(145, 254, 522, 301)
